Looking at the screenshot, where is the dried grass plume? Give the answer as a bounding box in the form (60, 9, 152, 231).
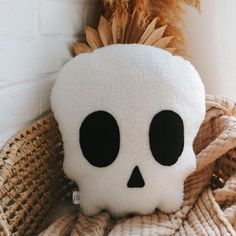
(74, 0, 200, 56)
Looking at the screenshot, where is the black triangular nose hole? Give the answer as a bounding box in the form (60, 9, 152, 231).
(127, 166, 145, 188)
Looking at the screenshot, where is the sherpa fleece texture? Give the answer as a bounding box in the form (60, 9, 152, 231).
(51, 44, 205, 217)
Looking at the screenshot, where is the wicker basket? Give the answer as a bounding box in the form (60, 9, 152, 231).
(0, 114, 76, 236)
(0, 95, 236, 236)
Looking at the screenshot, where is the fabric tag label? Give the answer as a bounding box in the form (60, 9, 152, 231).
(72, 191, 80, 205)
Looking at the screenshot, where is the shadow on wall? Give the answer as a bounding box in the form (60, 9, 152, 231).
(183, 0, 236, 100)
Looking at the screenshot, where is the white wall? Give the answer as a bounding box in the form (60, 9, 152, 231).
(0, 0, 100, 147)
(1, 0, 235, 148)
(183, 0, 236, 100)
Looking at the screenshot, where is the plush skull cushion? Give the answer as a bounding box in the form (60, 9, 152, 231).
(51, 44, 205, 217)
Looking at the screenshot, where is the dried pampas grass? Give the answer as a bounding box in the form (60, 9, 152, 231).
(145, 0, 200, 55)
(74, 0, 200, 56)
(74, 13, 175, 56)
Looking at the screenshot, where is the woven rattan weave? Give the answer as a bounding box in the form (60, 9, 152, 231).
(0, 114, 75, 236)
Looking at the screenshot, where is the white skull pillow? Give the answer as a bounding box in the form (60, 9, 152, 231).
(51, 44, 205, 217)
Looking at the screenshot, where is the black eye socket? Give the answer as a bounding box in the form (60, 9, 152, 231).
(79, 111, 120, 167)
(149, 110, 184, 166)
